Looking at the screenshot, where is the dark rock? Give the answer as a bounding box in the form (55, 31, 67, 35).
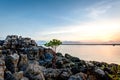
(56, 52, 63, 57)
(56, 56, 74, 68)
(4, 71, 16, 80)
(5, 53, 19, 73)
(43, 68, 72, 80)
(5, 56, 16, 73)
(39, 49, 54, 67)
(68, 72, 87, 80)
(71, 66, 80, 74)
(1, 49, 7, 55)
(79, 66, 87, 73)
(65, 53, 72, 59)
(65, 53, 80, 63)
(104, 67, 114, 74)
(18, 54, 28, 71)
(94, 68, 111, 80)
(71, 57, 80, 62)
(44, 52, 53, 62)
(56, 59, 64, 68)
(0, 40, 4, 46)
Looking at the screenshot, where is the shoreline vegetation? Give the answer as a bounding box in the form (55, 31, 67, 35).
(0, 35, 120, 80)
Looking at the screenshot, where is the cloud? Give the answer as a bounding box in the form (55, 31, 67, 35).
(53, 16, 81, 24)
(86, 0, 112, 18)
(33, 18, 120, 42)
(88, 6, 111, 18)
(31, 0, 120, 41)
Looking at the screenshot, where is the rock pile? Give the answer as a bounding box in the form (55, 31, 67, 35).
(0, 35, 120, 80)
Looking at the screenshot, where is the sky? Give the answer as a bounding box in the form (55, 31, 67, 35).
(0, 0, 120, 42)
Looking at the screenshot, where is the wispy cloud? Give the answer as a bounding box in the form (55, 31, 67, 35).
(54, 16, 81, 24)
(33, 18, 120, 42)
(86, 0, 112, 19)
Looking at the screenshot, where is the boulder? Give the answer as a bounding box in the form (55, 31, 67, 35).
(5, 56, 15, 73)
(27, 46, 40, 60)
(25, 61, 45, 80)
(95, 68, 105, 76)
(0, 50, 2, 57)
(0, 59, 6, 80)
(56, 56, 73, 68)
(65, 53, 72, 59)
(14, 71, 29, 80)
(68, 72, 87, 80)
(39, 49, 54, 67)
(43, 68, 72, 80)
(93, 68, 111, 80)
(56, 52, 63, 57)
(5, 53, 19, 73)
(4, 71, 16, 80)
(18, 54, 28, 71)
(0, 40, 4, 46)
(65, 53, 80, 63)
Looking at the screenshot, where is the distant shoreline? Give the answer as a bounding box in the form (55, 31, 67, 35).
(62, 44, 120, 46)
(39, 44, 120, 46)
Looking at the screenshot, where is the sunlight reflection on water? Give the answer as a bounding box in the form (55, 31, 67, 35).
(57, 45, 120, 64)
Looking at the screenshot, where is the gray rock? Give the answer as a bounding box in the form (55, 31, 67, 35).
(95, 68, 105, 76)
(0, 59, 6, 80)
(5, 55, 16, 73)
(69, 72, 87, 80)
(43, 68, 72, 80)
(25, 61, 45, 80)
(18, 54, 28, 71)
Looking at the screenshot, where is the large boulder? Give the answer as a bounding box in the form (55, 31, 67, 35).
(39, 48, 54, 67)
(18, 54, 28, 71)
(5, 53, 19, 73)
(24, 61, 45, 80)
(94, 68, 111, 80)
(43, 68, 72, 80)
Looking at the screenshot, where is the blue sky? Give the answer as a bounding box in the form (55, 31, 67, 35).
(0, 0, 120, 42)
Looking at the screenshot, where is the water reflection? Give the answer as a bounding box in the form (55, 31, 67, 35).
(57, 45, 120, 64)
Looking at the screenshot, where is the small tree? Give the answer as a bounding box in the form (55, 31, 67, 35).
(44, 39, 62, 68)
(44, 39, 62, 52)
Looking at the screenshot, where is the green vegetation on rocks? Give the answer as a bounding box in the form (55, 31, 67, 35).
(44, 39, 62, 52)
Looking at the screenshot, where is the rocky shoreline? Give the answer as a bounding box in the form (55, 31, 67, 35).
(0, 35, 120, 80)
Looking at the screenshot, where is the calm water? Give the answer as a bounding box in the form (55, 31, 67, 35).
(57, 45, 120, 64)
